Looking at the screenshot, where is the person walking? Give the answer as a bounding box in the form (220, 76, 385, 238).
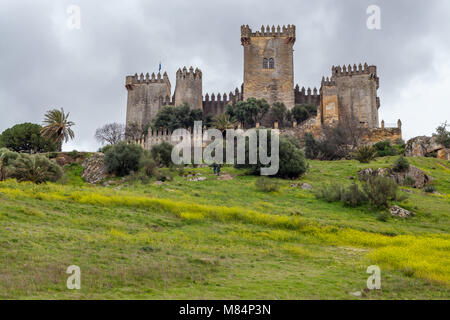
(212, 163, 217, 175)
(217, 165, 221, 176)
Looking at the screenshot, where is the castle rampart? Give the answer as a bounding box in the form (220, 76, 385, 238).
(174, 66, 203, 109)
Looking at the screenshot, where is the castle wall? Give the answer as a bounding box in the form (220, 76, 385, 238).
(174, 67, 203, 109)
(294, 85, 320, 107)
(202, 87, 243, 117)
(241, 25, 295, 110)
(125, 72, 172, 129)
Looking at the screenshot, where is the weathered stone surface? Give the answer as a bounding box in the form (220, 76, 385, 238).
(389, 205, 414, 218)
(81, 153, 107, 184)
(358, 166, 431, 189)
(301, 183, 312, 190)
(405, 136, 444, 157)
(437, 148, 450, 160)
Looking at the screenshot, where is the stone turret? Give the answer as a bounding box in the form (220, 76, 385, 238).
(125, 71, 172, 131)
(174, 66, 203, 109)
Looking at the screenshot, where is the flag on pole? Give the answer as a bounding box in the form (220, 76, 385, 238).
(159, 62, 161, 72)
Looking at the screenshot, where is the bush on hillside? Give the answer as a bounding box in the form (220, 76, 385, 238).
(139, 151, 158, 177)
(105, 142, 143, 176)
(236, 131, 308, 179)
(361, 176, 402, 208)
(393, 156, 409, 172)
(315, 182, 366, 207)
(353, 145, 377, 163)
(151, 142, 174, 167)
(10, 154, 63, 184)
(374, 140, 397, 157)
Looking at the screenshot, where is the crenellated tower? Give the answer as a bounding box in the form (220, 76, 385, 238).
(320, 63, 380, 128)
(174, 66, 203, 109)
(125, 72, 172, 130)
(241, 25, 296, 110)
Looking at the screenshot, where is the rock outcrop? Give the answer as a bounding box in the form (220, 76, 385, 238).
(405, 136, 445, 157)
(437, 148, 450, 160)
(389, 205, 414, 218)
(358, 165, 431, 189)
(81, 153, 107, 184)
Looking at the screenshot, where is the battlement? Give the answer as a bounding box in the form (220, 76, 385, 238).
(241, 24, 296, 40)
(125, 72, 170, 90)
(321, 77, 336, 87)
(331, 63, 377, 77)
(176, 66, 202, 80)
(203, 87, 243, 116)
(294, 84, 320, 106)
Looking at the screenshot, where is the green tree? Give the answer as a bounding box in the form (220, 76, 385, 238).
(291, 104, 317, 123)
(270, 102, 287, 126)
(433, 121, 450, 148)
(0, 123, 58, 153)
(151, 142, 174, 167)
(41, 108, 75, 151)
(226, 98, 270, 128)
(211, 113, 236, 132)
(152, 103, 203, 131)
(105, 142, 144, 176)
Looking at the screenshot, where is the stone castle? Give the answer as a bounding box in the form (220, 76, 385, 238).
(125, 24, 401, 148)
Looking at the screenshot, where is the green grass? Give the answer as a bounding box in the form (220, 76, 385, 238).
(0, 157, 449, 299)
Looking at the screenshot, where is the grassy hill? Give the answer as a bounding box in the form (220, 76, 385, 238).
(0, 156, 449, 299)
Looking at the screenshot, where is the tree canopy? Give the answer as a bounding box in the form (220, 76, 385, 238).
(0, 123, 58, 153)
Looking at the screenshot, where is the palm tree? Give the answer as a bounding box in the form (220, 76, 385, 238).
(212, 114, 236, 133)
(41, 108, 75, 151)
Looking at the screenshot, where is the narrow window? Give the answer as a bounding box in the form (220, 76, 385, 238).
(269, 58, 274, 69)
(263, 58, 268, 69)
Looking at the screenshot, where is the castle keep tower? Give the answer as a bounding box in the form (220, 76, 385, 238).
(174, 66, 203, 109)
(241, 25, 296, 109)
(125, 72, 171, 129)
(320, 63, 380, 128)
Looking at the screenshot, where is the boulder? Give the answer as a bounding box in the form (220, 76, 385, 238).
(301, 183, 313, 190)
(405, 136, 445, 157)
(358, 166, 431, 189)
(389, 205, 414, 218)
(437, 148, 450, 160)
(81, 153, 107, 184)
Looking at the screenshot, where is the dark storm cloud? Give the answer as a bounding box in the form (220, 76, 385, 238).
(0, 0, 449, 150)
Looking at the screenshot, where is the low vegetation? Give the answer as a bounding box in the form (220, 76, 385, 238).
(0, 151, 449, 299)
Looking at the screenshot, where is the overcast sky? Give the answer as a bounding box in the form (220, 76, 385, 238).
(1, 0, 449, 151)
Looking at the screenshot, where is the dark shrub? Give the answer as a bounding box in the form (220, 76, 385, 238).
(374, 140, 397, 157)
(340, 183, 367, 207)
(361, 176, 400, 208)
(353, 145, 377, 163)
(304, 133, 319, 159)
(139, 151, 157, 176)
(105, 142, 143, 176)
(235, 131, 308, 179)
(11, 154, 63, 183)
(151, 142, 174, 167)
(393, 156, 409, 172)
(316, 182, 366, 207)
(424, 185, 436, 193)
(255, 177, 280, 192)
